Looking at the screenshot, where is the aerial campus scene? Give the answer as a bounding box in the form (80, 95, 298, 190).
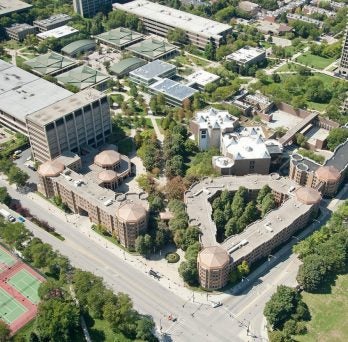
(0, 0, 347, 341)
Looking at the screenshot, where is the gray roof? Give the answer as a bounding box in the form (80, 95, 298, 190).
(33, 14, 71, 27)
(56, 65, 109, 90)
(325, 139, 348, 172)
(126, 38, 177, 59)
(24, 52, 78, 75)
(0, 0, 32, 16)
(149, 78, 197, 101)
(0, 59, 72, 123)
(130, 60, 176, 81)
(27, 88, 105, 126)
(96, 27, 143, 47)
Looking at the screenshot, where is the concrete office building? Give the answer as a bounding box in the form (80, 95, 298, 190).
(289, 140, 348, 197)
(5, 24, 36, 42)
(339, 25, 348, 77)
(190, 108, 239, 151)
(0, 0, 32, 17)
(129, 60, 176, 86)
(33, 14, 72, 32)
(0, 59, 72, 136)
(197, 246, 230, 290)
(226, 46, 266, 67)
(26, 88, 111, 163)
(37, 26, 78, 40)
(37, 149, 146, 249)
(73, 0, 112, 17)
(185, 70, 220, 91)
(114, 0, 231, 49)
(148, 78, 197, 107)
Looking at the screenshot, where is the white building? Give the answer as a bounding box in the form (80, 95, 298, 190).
(226, 46, 266, 67)
(185, 70, 220, 90)
(189, 108, 239, 151)
(37, 25, 78, 40)
(114, 0, 231, 49)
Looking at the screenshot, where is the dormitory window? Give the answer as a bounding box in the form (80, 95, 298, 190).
(75, 109, 82, 118)
(201, 130, 207, 139)
(56, 118, 64, 126)
(65, 114, 73, 122)
(45, 123, 54, 131)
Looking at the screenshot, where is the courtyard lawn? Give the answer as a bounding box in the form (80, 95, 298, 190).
(276, 63, 299, 72)
(294, 273, 348, 342)
(295, 53, 335, 70)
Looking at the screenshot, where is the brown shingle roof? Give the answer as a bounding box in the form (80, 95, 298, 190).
(38, 160, 64, 177)
(94, 150, 121, 167)
(117, 203, 147, 222)
(295, 187, 322, 205)
(315, 165, 341, 182)
(98, 170, 117, 182)
(198, 246, 230, 269)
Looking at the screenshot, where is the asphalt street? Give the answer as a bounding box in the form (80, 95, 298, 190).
(1, 179, 347, 342)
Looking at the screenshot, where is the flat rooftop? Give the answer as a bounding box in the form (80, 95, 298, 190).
(0, 0, 32, 16)
(37, 25, 78, 39)
(114, 0, 231, 38)
(222, 196, 311, 261)
(130, 60, 176, 81)
(34, 14, 71, 27)
(27, 88, 105, 126)
(185, 70, 220, 87)
(325, 139, 348, 172)
(149, 78, 197, 101)
(227, 46, 265, 63)
(0, 59, 72, 123)
(185, 174, 299, 246)
(6, 23, 34, 33)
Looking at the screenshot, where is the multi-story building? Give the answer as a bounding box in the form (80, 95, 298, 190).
(339, 25, 348, 77)
(114, 0, 232, 49)
(73, 0, 112, 17)
(226, 46, 266, 67)
(37, 149, 146, 249)
(185, 175, 322, 289)
(189, 108, 239, 151)
(289, 139, 348, 197)
(5, 23, 36, 41)
(197, 246, 230, 290)
(0, 0, 32, 17)
(96, 27, 144, 50)
(33, 14, 72, 32)
(37, 25, 78, 40)
(26, 88, 111, 163)
(0, 59, 72, 136)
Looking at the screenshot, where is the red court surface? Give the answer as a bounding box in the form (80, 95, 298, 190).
(0, 245, 45, 334)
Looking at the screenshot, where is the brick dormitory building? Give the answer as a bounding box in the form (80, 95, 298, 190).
(0, 58, 149, 249)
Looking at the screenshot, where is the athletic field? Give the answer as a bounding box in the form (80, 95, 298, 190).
(0, 245, 45, 333)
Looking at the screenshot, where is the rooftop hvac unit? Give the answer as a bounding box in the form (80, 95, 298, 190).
(104, 199, 113, 206)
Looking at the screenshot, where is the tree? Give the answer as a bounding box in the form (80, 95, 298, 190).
(136, 316, 156, 341)
(295, 133, 307, 148)
(257, 185, 271, 205)
(261, 193, 276, 217)
(7, 166, 29, 187)
(327, 128, 348, 151)
(36, 299, 80, 341)
(237, 261, 250, 277)
(135, 234, 153, 256)
(167, 28, 188, 45)
(264, 285, 300, 329)
(0, 321, 10, 342)
(0, 186, 11, 205)
(179, 259, 198, 286)
(165, 176, 186, 200)
(205, 38, 216, 61)
(165, 155, 184, 178)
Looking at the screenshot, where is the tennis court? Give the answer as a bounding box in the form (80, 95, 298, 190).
(8, 269, 42, 304)
(0, 247, 16, 271)
(0, 288, 27, 324)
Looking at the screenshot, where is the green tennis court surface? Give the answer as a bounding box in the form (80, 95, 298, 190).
(8, 269, 42, 304)
(0, 288, 27, 323)
(0, 247, 16, 270)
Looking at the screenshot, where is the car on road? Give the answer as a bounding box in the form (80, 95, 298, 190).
(211, 302, 223, 308)
(17, 216, 25, 223)
(149, 269, 161, 280)
(27, 164, 37, 171)
(8, 215, 16, 223)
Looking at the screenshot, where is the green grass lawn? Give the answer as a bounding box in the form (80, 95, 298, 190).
(295, 53, 335, 70)
(294, 273, 348, 342)
(88, 318, 133, 342)
(145, 118, 153, 128)
(276, 63, 299, 72)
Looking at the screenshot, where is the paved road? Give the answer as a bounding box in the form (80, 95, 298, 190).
(2, 179, 347, 341)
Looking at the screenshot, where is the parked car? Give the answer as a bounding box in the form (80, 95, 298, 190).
(17, 216, 25, 223)
(211, 302, 223, 308)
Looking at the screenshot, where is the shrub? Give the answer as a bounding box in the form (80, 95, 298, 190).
(165, 252, 180, 263)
